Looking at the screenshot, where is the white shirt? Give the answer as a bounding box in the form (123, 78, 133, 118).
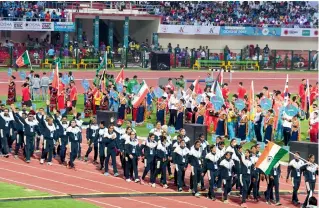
(282, 112, 293, 128)
(169, 95, 178, 110)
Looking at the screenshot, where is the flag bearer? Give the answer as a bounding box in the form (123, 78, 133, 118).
(265, 163, 281, 206)
(173, 139, 189, 192)
(286, 151, 304, 205)
(203, 145, 220, 201)
(66, 120, 82, 169)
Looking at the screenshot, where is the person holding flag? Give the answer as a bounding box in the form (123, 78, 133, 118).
(16, 50, 31, 69)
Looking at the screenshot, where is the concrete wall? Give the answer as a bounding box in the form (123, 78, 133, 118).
(158, 34, 318, 51)
(0, 31, 51, 43)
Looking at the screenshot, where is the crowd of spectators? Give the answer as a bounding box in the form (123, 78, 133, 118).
(143, 1, 318, 28)
(0, 1, 67, 22)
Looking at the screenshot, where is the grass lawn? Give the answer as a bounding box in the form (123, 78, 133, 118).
(0, 182, 98, 208)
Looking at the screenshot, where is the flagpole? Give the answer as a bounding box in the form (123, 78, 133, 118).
(105, 52, 107, 72)
(26, 50, 33, 70)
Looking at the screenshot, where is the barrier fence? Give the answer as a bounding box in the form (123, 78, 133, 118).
(0, 46, 317, 71)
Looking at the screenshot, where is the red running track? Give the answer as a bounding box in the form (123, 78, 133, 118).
(0, 70, 317, 96)
(0, 131, 317, 208)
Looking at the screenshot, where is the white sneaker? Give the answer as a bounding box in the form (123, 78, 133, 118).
(151, 183, 156, 188)
(126, 179, 131, 182)
(135, 179, 140, 183)
(163, 184, 168, 189)
(40, 159, 44, 164)
(47, 162, 52, 166)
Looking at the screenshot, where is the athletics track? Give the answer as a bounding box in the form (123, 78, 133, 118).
(0, 70, 317, 208)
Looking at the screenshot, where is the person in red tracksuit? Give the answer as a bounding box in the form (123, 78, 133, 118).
(70, 81, 78, 114)
(237, 82, 247, 100)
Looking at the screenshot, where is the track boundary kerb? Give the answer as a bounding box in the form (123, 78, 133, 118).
(0, 190, 317, 202)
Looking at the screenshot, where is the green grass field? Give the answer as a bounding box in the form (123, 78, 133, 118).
(0, 182, 98, 208)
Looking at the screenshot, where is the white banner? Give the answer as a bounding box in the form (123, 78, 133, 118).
(281, 28, 318, 37)
(159, 24, 220, 35)
(0, 21, 54, 31)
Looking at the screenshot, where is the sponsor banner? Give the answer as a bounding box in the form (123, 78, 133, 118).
(0, 21, 54, 31)
(220, 26, 281, 36)
(54, 22, 75, 32)
(281, 28, 318, 37)
(159, 24, 220, 35)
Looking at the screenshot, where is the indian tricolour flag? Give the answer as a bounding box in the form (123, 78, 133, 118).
(16, 50, 31, 67)
(132, 80, 149, 108)
(255, 142, 288, 175)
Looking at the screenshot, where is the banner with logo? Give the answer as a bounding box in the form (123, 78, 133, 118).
(124, 17, 129, 48)
(108, 22, 113, 51)
(54, 22, 75, 32)
(94, 16, 99, 50)
(159, 24, 220, 35)
(0, 21, 54, 31)
(220, 26, 281, 36)
(281, 28, 318, 37)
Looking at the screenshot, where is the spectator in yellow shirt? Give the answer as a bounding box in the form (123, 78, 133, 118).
(94, 88, 103, 110)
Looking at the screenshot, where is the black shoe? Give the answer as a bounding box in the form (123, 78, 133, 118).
(99, 166, 104, 170)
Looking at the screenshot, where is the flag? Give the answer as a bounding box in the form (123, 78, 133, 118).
(283, 74, 289, 106)
(131, 81, 149, 108)
(99, 69, 107, 93)
(211, 80, 223, 99)
(51, 64, 59, 89)
(96, 54, 107, 74)
(249, 80, 255, 120)
(219, 69, 224, 84)
(255, 141, 288, 175)
(115, 68, 124, 84)
(189, 78, 200, 93)
(16, 50, 30, 67)
(304, 79, 310, 119)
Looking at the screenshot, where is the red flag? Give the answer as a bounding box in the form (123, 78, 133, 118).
(51, 64, 59, 89)
(115, 68, 124, 84)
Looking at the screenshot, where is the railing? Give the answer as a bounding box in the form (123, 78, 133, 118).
(0, 46, 317, 71)
(161, 21, 319, 29)
(0, 16, 72, 22)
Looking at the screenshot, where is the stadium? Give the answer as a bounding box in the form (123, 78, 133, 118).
(0, 1, 318, 208)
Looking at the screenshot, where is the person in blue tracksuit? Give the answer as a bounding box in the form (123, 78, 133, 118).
(97, 121, 107, 170)
(12, 111, 26, 159)
(247, 145, 260, 201)
(13, 107, 40, 163)
(153, 136, 170, 188)
(235, 148, 253, 207)
(0, 109, 14, 157)
(39, 113, 58, 165)
(54, 114, 69, 165)
(301, 154, 318, 208)
(141, 133, 157, 185)
(286, 151, 304, 205)
(265, 163, 281, 206)
(118, 127, 132, 176)
(219, 151, 235, 204)
(104, 125, 119, 177)
(84, 118, 99, 164)
(66, 120, 82, 169)
(203, 145, 220, 201)
(74, 113, 84, 160)
(189, 140, 204, 197)
(125, 131, 141, 183)
(172, 139, 189, 192)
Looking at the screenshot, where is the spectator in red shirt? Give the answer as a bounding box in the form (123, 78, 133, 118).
(237, 82, 247, 99)
(222, 83, 230, 100)
(70, 81, 78, 113)
(22, 83, 32, 107)
(298, 79, 306, 98)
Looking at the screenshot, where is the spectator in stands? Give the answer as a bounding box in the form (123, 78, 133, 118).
(167, 43, 172, 53)
(33, 51, 40, 65)
(45, 11, 50, 22)
(174, 44, 181, 55)
(254, 44, 260, 56)
(47, 47, 55, 58)
(200, 50, 206, 60)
